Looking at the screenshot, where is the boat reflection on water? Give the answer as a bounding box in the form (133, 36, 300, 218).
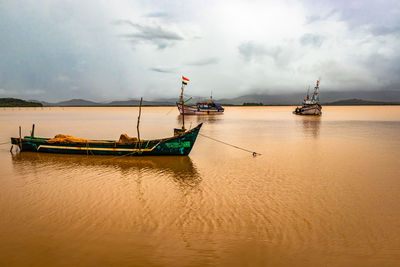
(176, 113, 223, 126)
(298, 116, 321, 138)
(11, 152, 201, 188)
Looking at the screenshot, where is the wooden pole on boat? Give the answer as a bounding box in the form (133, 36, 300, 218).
(181, 84, 185, 131)
(31, 124, 35, 138)
(137, 97, 143, 143)
(18, 126, 22, 151)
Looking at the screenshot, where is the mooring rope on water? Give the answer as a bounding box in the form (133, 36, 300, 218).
(199, 133, 261, 156)
(165, 106, 176, 115)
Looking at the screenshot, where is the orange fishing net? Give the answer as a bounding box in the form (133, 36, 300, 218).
(47, 134, 88, 143)
(117, 134, 138, 144)
(46, 134, 139, 144)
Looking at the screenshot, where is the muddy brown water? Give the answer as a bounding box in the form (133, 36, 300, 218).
(0, 106, 399, 266)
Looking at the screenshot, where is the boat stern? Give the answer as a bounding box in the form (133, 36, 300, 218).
(156, 123, 203, 155)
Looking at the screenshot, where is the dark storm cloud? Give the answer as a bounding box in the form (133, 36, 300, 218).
(149, 67, 175, 73)
(114, 19, 183, 49)
(300, 34, 324, 47)
(119, 29, 182, 40)
(304, 0, 400, 33)
(186, 57, 219, 66)
(305, 9, 337, 24)
(370, 26, 400, 36)
(112, 19, 136, 27)
(305, 15, 323, 24)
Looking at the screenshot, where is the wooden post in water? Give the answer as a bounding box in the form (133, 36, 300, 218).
(18, 126, 22, 151)
(137, 97, 143, 149)
(31, 124, 35, 138)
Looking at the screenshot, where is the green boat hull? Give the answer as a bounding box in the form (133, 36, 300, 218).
(11, 123, 202, 156)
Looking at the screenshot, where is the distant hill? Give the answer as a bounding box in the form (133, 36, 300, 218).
(324, 99, 400, 105)
(55, 99, 100, 106)
(33, 98, 175, 107)
(243, 102, 264, 106)
(216, 90, 400, 105)
(0, 98, 42, 107)
(108, 99, 174, 106)
(28, 90, 400, 107)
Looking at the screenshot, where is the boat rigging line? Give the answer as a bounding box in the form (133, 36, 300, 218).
(165, 106, 175, 115)
(165, 96, 192, 115)
(198, 133, 261, 157)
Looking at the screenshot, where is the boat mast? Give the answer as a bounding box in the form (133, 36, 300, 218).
(313, 80, 320, 102)
(137, 97, 143, 142)
(180, 83, 186, 131)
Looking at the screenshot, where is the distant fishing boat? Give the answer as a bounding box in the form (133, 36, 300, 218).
(177, 100, 224, 115)
(177, 77, 224, 115)
(293, 80, 322, 115)
(11, 96, 202, 156)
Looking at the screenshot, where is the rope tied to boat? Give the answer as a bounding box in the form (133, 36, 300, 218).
(198, 133, 261, 156)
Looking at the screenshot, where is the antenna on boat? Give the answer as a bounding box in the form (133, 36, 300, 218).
(137, 97, 143, 143)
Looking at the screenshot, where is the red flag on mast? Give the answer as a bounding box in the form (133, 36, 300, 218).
(182, 76, 190, 85)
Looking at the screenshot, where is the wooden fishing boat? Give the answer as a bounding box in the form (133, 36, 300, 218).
(176, 77, 224, 115)
(177, 100, 224, 115)
(11, 92, 203, 156)
(293, 80, 322, 115)
(11, 123, 202, 156)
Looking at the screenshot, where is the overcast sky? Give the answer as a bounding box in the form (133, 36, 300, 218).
(0, 0, 399, 101)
